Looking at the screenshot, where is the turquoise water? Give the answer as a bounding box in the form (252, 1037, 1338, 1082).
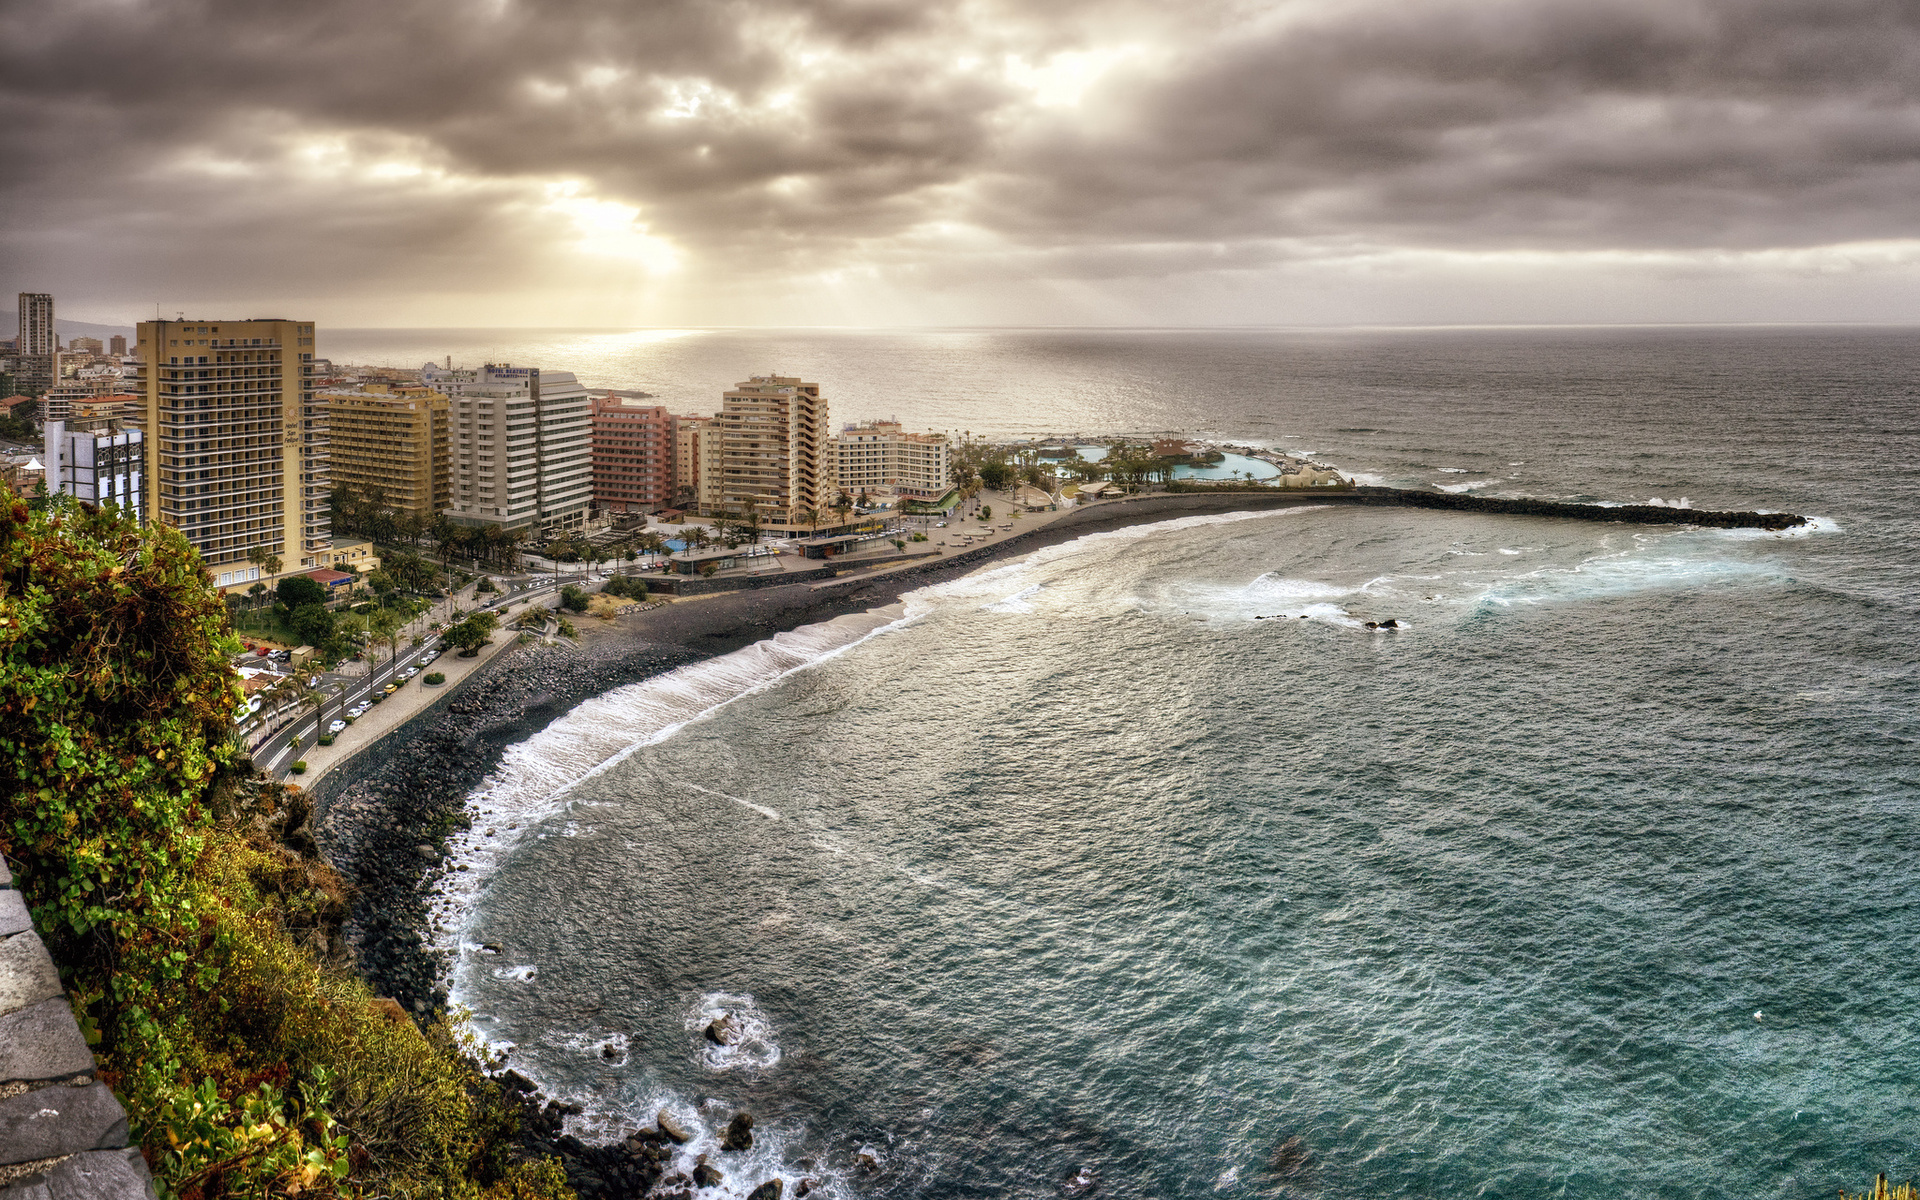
(413, 327, 1920, 1199)
(1171, 451, 1280, 481)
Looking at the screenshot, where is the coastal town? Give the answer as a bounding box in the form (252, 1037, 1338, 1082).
(0, 299, 1358, 782)
(0, 297, 1820, 1200)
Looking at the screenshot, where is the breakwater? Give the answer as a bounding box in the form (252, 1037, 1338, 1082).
(1341, 485, 1808, 530)
(1151, 484, 1807, 530)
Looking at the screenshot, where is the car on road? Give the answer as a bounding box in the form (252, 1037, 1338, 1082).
(328, 719, 346, 734)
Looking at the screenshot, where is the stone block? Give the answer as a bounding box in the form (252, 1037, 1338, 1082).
(0, 1083, 129, 1165)
(0, 1000, 93, 1085)
(0, 1148, 157, 1200)
(0, 934, 64, 1020)
(0, 857, 12, 887)
(0, 893, 29, 939)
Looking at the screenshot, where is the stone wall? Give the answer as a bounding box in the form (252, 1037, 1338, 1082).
(0, 857, 157, 1199)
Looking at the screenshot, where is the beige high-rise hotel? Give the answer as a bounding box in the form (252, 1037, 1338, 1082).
(324, 383, 452, 518)
(698, 374, 839, 533)
(136, 317, 328, 589)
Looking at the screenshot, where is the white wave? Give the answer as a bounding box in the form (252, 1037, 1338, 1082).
(903, 506, 1326, 617)
(1346, 471, 1392, 487)
(686, 992, 782, 1072)
(1498, 548, 1523, 555)
(493, 964, 537, 982)
(1248, 575, 1356, 604)
(434, 605, 910, 983)
(1436, 467, 1468, 473)
(982, 583, 1041, 614)
(1645, 496, 1693, 509)
(1437, 478, 1500, 493)
(671, 778, 781, 820)
(1475, 552, 1782, 607)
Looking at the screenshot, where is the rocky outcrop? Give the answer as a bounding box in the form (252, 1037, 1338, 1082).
(0, 856, 159, 1200)
(719, 1112, 754, 1152)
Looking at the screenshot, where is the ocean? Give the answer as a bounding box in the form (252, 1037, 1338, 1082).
(326, 326, 1920, 1199)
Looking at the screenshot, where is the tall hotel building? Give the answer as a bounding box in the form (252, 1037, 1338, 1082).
(590, 395, 672, 513)
(15, 292, 57, 397)
(833, 421, 951, 502)
(324, 383, 452, 518)
(136, 317, 327, 588)
(699, 375, 837, 532)
(420, 362, 592, 532)
(670, 413, 710, 507)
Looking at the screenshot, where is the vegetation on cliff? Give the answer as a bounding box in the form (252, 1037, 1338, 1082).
(0, 491, 568, 1200)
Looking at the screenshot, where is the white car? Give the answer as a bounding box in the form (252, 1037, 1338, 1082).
(327, 719, 347, 735)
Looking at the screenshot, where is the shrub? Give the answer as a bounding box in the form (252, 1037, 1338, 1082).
(317, 735, 334, 747)
(558, 584, 589, 613)
(475, 578, 497, 594)
(424, 672, 445, 685)
(555, 617, 579, 640)
(1, 497, 570, 1200)
(290, 761, 308, 773)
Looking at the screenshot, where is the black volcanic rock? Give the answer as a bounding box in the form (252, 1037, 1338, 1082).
(719, 1112, 754, 1151)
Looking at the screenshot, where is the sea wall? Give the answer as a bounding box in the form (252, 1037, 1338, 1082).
(1149, 484, 1807, 530)
(0, 857, 159, 1200)
(1341, 486, 1807, 530)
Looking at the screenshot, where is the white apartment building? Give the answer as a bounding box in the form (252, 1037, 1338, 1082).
(43, 420, 143, 520)
(421, 362, 592, 532)
(834, 420, 951, 501)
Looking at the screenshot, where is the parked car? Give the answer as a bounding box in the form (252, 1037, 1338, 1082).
(327, 719, 346, 734)
(382, 683, 398, 696)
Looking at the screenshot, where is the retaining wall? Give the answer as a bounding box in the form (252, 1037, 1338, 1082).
(0, 857, 158, 1200)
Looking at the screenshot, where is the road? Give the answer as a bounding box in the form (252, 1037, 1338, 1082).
(242, 578, 565, 778)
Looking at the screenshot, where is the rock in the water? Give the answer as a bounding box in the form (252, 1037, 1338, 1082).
(746, 1181, 783, 1200)
(657, 1109, 693, 1144)
(856, 1151, 881, 1173)
(719, 1111, 754, 1151)
(691, 1157, 724, 1186)
(704, 1015, 742, 1046)
(795, 1180, 819, 1197)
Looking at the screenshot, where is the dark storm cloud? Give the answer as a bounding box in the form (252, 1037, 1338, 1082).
(5, 0, 1920, 315)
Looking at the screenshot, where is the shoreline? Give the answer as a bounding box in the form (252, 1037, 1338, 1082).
(307, 485, 1809, 1193)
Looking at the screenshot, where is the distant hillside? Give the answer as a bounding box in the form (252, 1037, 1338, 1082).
(0, 311, 138, 342)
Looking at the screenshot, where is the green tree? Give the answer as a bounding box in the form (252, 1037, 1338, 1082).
(277, 574, 327, 609)
(443, 610, 498, 657)
(979, 460, 1015, 490)
(288, 603, 335, 650)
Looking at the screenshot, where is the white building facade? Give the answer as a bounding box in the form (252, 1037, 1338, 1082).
(422, 362, 592, 532)
(43, 419, 143, 520)
(833, 420, 951, 501)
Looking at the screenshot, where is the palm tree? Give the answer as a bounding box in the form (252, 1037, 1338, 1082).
(301, 684, 328, 745)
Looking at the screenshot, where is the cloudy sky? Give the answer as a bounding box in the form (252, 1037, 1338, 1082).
(6, 0, 1920, 327)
